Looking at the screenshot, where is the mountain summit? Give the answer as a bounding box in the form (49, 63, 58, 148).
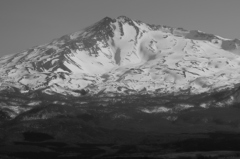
(1, 16, 240, 118)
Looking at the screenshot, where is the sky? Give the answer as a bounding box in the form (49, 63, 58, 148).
(0, 0, 240, 56)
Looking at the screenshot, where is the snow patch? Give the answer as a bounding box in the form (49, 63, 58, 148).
(141, 106, 171, 113)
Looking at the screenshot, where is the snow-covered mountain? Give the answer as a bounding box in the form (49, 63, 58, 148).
(1, 16, 240, 97)
(1, 16, 240, 118)
(2, 16, 240, 158)
(0, 16, 240, 95)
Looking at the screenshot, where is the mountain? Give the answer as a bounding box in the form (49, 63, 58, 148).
(1, 16, 240, 118)
(1, 16, 240, 96)
(2, 16, 240, 158)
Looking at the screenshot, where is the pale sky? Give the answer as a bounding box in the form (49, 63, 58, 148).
(1, 0, 240, 56)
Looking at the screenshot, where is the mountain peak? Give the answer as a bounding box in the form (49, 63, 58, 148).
(116, 15, 132, 22)
(96, 16, 115, 26)
(101, 16, 114, 22)
(117, 15, 131, 19)
(99, 16, 133, 23)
